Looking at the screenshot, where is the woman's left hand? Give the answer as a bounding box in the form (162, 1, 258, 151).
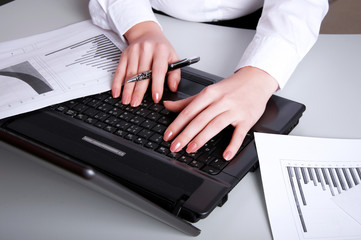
(163, 66, 279, 160)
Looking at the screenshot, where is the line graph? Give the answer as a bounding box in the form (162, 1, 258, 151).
(0, 61, 53, 94)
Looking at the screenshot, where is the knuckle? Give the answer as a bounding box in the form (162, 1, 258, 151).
(201, 85, 218, 97)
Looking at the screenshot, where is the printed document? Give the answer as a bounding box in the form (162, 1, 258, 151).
(255, 133, 361, 240)
(0, 20, 127, 119)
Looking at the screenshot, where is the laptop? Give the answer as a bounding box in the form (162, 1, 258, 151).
(0, 66, 305, 235)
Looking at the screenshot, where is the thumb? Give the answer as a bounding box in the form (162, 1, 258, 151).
(163, 96, 195, 113)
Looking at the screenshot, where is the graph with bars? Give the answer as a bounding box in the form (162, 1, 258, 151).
(45, 34, 121, 74)
(286, 165, 361, 233)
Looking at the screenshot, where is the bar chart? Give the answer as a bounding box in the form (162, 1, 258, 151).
(45, 34, 121, 74)
(286, 164, 361, 233)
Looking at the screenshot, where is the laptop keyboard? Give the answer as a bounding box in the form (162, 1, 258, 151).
(51, 91, 253, 175)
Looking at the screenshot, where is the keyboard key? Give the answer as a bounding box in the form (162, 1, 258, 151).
(144, 141, 158, 150)
(141, 119, 156, 129)
(104, 125, 116, 133)
(134, 137, 146, 145)
(201, 166, 220, 175)
(135, 107, 151, 117)
(149, 133, 163, 143)
(152, 124, 166, 134)
(73, 103, 88, 112)
(56, 105, 67, 112)
(75, 113, 87, 121)
(95, 122, 107, 129)
(168, 152, 182, 159)
(156, 146, 170, 155)
(130, 116, 145, 125)
(85, 117, 97, 125)
(125, 133, 136, 141)
(138, 129, 153, 139)
(97, 103, 112, 112)
(119, 112, 134, 121)
(115, 130, 126, 137)
(149, 103, 164, 112)
(189, 160, 204, 169)
(84, 108, 98, 117)
(209, 158, 228, 169)
(94, 112, 109, 121)
(115, 121, 131, 130)
(147, 112, 161, 121)
(178, 155, 192, 164)
(126, 125, 142, 134)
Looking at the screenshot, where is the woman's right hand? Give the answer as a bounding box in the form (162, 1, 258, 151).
(112, 21, 181, 107)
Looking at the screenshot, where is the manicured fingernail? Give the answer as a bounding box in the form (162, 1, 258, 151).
(122, 94, 130, 105)
(223, 151, 233, 161)
(154, 92, 160, 103)
(186, 142, 198, 153)
(164, 130, 173, 141)
(171, 141, 181, 152)
(112, 88, 120, 98)
(173, 82, 178, 91)
(131, 97, 139, 107)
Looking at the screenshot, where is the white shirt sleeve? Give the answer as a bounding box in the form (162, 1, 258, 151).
(88, 0, 160, 43)
(237, 0, 329, 88)
(89, 0, 329, 89)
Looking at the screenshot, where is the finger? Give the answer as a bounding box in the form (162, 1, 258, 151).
(169, 100, 226, 152)
(151, 52, 170, 103)
(164, 86, 216, 141)
(112, 55, 127, 98)
(163, 96, 195, 113)
(222, 125, 247, 161)
(186, 111, 233, 153)
(130, 50, 153, 107)
(167, 68, 181, 92)
(121, 52, 139, 105)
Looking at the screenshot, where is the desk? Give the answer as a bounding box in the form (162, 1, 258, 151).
(0, 1, 360, 239)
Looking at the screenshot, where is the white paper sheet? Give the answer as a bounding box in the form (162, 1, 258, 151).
(254, 133, 361, 240)
(0, 20, 127, 119)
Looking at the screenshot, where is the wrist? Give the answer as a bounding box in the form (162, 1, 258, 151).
(235, 66, 279, 97)
(124, 21, 163, 43)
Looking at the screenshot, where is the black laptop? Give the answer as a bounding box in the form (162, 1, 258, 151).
(0, 66, 305, 235)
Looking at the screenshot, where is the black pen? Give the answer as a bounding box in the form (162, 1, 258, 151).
(127, 56, 200, 83)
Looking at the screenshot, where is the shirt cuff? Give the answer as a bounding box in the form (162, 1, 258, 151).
(236, 33, 301, 89)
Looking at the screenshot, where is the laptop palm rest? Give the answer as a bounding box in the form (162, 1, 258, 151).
(2, 111, 202, 236)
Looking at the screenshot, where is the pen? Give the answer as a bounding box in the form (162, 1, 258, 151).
(127, 56, 200, 83)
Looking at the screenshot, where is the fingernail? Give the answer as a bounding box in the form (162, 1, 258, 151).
(131, 97, 139, 107)
(173, 82, 178, 91)
(170, 141, 181, 152)
(112, 88, 120, 98)
(122, 94, 130, 105)
(186, 142, 197, 153)
(223, 151, 233, 161)
(154, 92, 160, 103)
(164, 130, 173, 141)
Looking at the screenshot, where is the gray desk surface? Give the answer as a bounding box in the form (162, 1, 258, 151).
(0, 0, 360, 239)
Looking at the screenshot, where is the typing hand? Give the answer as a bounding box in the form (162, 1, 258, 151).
(112, 21, 180, 106)
(163, 67, 279, 160)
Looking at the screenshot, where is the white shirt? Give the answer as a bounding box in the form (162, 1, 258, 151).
(89, 0, 329, 89)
